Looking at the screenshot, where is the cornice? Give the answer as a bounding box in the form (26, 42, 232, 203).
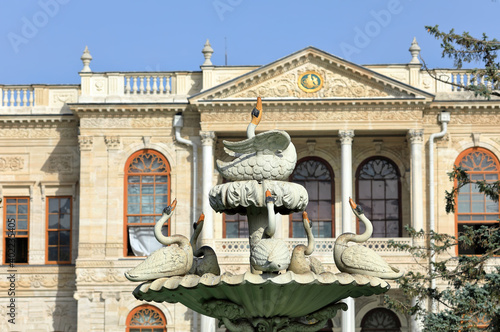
(70, 103, 189, 117)
(0, 115, 77, 125)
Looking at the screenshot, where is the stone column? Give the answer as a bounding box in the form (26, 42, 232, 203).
(407, 130, 424, 235)
(339, 129, 355, 332)
(199, 130, 216, 332)
(408, 129, 424, 332)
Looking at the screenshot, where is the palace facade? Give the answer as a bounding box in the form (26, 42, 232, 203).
(1, 39, 499, 332)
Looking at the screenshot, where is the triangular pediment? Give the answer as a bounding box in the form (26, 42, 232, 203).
(191, 47, 433, 102)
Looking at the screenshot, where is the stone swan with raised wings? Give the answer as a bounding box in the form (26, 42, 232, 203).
(188, 213, 221, 276)
(333, 198, 404, 279)
(125, 199, 194, 281)
(216, 97, 296, 181)
(288, 211, 325, 274)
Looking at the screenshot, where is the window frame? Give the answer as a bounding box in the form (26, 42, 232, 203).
(355, 156, 402, 238)
(454, 147, 500, 255)
(45, 196, 72, 265)
(123, 149, 171, 257)
(3, 196, 30, 265)
(289, 157, 335, 238)
(126, 304, 167, 332)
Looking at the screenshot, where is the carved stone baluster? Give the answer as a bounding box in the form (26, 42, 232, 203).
(139, 76, 145, 94)
(0, 87, 3, 107)
(29, 89, 34, 106)
(146, 76, 151, 94)
(132, 77, 138, 94)
(22, 88, 27, 106)
(165, 75, 171, 95)
(125, 76, 131, 94)
(152, 76, 158, 94)
(10, 89, 15, 106)
(4, 89, 9, 106)
(159, 76, 165, 94)
(15, 89, 21, 106)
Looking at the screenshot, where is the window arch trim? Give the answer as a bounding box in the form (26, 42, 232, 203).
(123, 149, 171, 257)
(126, 304, 167, 331)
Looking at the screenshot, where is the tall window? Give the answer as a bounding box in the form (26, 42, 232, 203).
(4, 197, 29, 264)
(290, 158, 334, 238)
(361, 308, 401, 332)
(126, 305, 166, 332)
(455, 148, 500, 255)
(125, 150, 171, 257)
(223, 213, 249, 238)
(356, 157, 401, 237)
(46, 196, 72, 264)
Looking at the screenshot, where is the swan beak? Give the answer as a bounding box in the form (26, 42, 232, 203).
(251, 97, 263, 125)
(349, 198, 356, 210)
(193, 213, 204, 229)
(163, 198, 177, 215)
(265, 189, 275, 203)
(302, 211, 311, 227)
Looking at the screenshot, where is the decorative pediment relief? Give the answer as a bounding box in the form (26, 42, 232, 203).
(232, 61, 401, 99)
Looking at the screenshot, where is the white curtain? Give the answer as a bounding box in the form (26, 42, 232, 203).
(128, 227, 163, 256)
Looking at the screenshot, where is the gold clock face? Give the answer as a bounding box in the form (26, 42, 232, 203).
(298, 71, 323, 93)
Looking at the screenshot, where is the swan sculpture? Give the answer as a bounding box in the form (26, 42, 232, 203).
(125, 199, 194, 281)
(333, 198, 404, 279)
(216, 97, 297, 181)
(250, 190, 290, 272)
(288, 211, 325, 274)
(189, 213, 221, 276)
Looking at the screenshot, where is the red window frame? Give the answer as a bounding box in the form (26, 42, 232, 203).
(124, 149, 171, 257)
(126, 304, 166, 332)
(3, 197, 30, 265)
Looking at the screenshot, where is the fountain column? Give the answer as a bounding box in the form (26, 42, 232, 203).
(200, 130, 216, 332)
(408, 129, 424, 332)
(339, 129, 355, 332)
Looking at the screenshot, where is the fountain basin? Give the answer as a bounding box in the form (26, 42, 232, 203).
(132, 271, 389, 320)
(209, 180, 308, 215)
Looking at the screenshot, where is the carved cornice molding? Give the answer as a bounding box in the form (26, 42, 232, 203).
(75, 268, 128, 284)
(72, 105, 187, 117)
(0, 272, 75, 289)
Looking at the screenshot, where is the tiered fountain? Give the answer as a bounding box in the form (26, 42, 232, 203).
(126, 98, 402, 331)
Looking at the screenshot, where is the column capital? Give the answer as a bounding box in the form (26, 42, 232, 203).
(338, 130, 354, 144)
(104, 135, 121, 150)
(407, 129, 424, 144)
(78, 135, 93, 151)
(200, 131, 216, 145)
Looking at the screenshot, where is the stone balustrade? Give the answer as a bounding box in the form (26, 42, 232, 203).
(0, 85, 35, 107)
(431, 69, 499, 92)
(124, 73, 172, 95)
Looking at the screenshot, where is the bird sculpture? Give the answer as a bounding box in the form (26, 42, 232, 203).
(333, 198, 404, 279)
(188, 213, 221, 276)
(250, 190, 290, 272)
(288, 211, 325, 274)
(216, 97, 296, 181)
(125, 199, 194, 281)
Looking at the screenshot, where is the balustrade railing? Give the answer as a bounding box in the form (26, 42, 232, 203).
(0, 86, 35, 107)
(124, 73, 173, 95)
(433, 70, 499, 92)
(215, 237, 411, 255)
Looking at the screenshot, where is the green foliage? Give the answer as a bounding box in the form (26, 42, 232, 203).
(385, 168, 500, 331)
(424, 25, 500, 99)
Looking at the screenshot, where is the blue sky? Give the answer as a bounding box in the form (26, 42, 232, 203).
(0, 0, 498, 84)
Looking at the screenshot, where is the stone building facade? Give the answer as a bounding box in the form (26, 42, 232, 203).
(0, 40, 499, 331)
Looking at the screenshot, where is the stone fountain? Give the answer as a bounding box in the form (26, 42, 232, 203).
(127, 98, 401, 331)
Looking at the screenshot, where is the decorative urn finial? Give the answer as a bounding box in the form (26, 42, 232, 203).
(81, 46, 93, 72)
(202, 39, 214, 66)
(409, 37, 421, 64)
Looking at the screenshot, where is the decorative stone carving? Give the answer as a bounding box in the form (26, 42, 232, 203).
(47, 155, 72, 173)
(0, 156, 24, 171)
(200, 131, 216, 145)
(407, 129, 424, 144)
(306, 139, 316, 154)
(78, 136, 93, 151)
(472, 132, 481, 147)
(0, 127, 77, 138)
(338, 130, 354, 144)
(104, 136, 121, 150)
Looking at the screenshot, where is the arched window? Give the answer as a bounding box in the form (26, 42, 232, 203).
(356, 157, 401, 237)
(361, 308, 401, 332)
(126, 305, 166, 332)
(124, 150, 171, 257)
(455, 148, 500, 255)
(290, 157, 334, 238)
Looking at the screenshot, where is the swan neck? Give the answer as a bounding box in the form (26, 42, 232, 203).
(190, 224, 202, 251)
(265, 202, 276, 237)
(154, 213, 176, 245)
(247, 123, 256, 139)
(354, 214, 373, 242)
(304, 223, 315, 255)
